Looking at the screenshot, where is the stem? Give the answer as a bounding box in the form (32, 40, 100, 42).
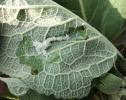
(79, 0, 87, 21)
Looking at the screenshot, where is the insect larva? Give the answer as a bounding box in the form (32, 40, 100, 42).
(33, 35, 69, 56)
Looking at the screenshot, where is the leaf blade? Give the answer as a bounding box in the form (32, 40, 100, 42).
(0, 0, 119, 99)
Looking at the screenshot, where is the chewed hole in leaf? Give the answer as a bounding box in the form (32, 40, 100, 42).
(31, 69, 39, 75)
(76, 25, 86, 31)
(17, 9, 26, 21)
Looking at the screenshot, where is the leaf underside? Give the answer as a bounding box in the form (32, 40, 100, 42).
(0, 0, 118, 99)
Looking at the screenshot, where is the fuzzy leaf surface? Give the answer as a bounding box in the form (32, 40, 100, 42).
(0, 0, 118, 99)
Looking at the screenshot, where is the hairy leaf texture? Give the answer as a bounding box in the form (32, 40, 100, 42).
(0, 0, 118, 99)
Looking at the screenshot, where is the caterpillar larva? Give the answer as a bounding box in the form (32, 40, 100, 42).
(33, 34, 69, 56)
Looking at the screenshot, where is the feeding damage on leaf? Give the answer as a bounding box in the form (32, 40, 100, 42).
(16, 36, 44, 73)
(33, 34, 69, 56)
(0, 0, 119, 99)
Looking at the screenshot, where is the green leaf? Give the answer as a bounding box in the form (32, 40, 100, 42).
(119, 89, 126, 96)
(0, 78, 28, 96)
(53, 0, 87, 21)
(54, 0, 126, 40)
(96, 73, 123, 94)
(19, 90, 90, 100)
(109, 0, 126, 19)
(19, 90, 58, 100)
(108, 94, 121, 100)
(0, 0, 119, 99)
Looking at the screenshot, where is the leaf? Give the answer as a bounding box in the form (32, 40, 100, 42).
(19, 90, 58, 100)
(119, 89, 126, 96)
(19, 90, 90, 100)
(96, 73, 122, 94)
(53, 0, 126, 40)
(108, 94, 121, 100)
(53, 0, 87, 21)
(0, 0, 119, 99)
(109, 0, 126, 19)
(85, 0, 126, 39)
(0, 78, 29, 96)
